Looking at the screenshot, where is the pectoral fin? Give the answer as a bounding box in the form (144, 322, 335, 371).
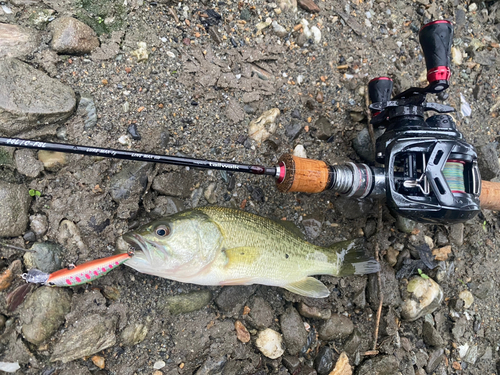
(283, 277, 330, 298)
(223, 247, 262, 267)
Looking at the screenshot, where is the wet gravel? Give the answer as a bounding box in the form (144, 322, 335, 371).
(1, 0, 500, 374)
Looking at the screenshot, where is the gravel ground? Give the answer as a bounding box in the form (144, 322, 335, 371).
(1, 0, 500, 374)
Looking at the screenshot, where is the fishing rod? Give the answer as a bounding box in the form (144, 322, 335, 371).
(0, 137, 277, 177)
(2, 20, 500, 224)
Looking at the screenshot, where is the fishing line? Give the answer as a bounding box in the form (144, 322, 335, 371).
(443, 160, 466, 193)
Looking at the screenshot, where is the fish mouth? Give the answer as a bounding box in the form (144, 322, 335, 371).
(123, 233, 146, 252)
(122, 233, 168, 265)
(123, 233, 151, 262)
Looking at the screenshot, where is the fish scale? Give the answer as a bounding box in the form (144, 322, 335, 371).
(204, 207, 336, 282)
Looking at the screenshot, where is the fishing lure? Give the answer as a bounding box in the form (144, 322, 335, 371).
(22, 252, 133, 287)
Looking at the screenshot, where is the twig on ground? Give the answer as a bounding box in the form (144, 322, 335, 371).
(365, 88, 384, 352)
(364, 88, 376, 158)
(372, 202, 384, 351)
(169, 7, 180, 24)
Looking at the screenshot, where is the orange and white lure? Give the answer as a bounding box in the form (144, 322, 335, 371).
(22, 252, 133, 287)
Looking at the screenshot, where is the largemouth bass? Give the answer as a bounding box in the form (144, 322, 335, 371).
(121, 207, 379, 298)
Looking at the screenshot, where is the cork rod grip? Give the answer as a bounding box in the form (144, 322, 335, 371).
(276, 154, 331, 193)
(479, 180, 500, 211)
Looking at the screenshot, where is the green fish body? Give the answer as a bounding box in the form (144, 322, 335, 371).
(122, 206, 379, 298)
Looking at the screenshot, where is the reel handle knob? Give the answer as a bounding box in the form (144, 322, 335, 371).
(368, 77, 393, 115)
(419, 20, 453, 92)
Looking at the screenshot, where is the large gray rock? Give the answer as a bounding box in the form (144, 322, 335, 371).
(120, 318, 151, 346)
(0, 181, 31, 237)
(318, 314, 354, 341)
(244, 296, 274, 329)
(23, 242, 63, 273)
(51, 313, 118, 363)
(152, 169, 196, 198)
(109, 162, 152, 202)
(477, 143, 500, 181)
(0, 23, 39, 59)
(356, 355, 399, 375)
(14, 149, 44, 178)
(280, 306, 308, 355)
(20, 287, 71, 345)
(0, 58, 76, 136)
(162, 290, 213, 315)
(49, 17, 100, 55)
(215, 285, 257, 317)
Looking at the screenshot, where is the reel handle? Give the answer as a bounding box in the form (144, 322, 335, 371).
(419, 20, 453, 92)
(368, 77, 393, 115)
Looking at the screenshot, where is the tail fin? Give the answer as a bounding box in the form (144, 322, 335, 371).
(329, 238, 380, 276)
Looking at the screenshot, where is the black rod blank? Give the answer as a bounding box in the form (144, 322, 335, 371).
(0, 137, 276, 176)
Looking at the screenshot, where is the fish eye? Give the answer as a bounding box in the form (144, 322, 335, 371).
(155, 225, 170, 237)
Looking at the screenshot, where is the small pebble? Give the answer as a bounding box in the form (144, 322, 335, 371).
(401, 276, 443, 321)
(458, 290, 474, 309)
(91, 355, 105, 369)
(293, 144, 307, 158)
(0, 267, 13, 291)
(248, 108, 280, 143)
(153, 360, 166, 369)
(235, 320, 250, 343)
(38, 151, 67, 170)
(314, 346, 333, 375)
(316, 91, 324, 103)
(272, 21, 287, 37)
(255, 328, 284, 359)
(329, 352, 351, 375)
(131, 41, 148, 61)
(118, 135, 132, 147)
(127, 124, 141, 140)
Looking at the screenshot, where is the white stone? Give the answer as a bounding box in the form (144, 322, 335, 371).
(118, 135, 132, 146)
(293, 145, 307, 158)
(255, 329, 284, 359)
(272, 21, 288, 37)
(451, 47, 462, 65)
(131, 42, 148, 62)
(460, 93, 471, 117)
(248, 108, 280, 143)
(153, 360, 166, 369)
(0, 362, 20, 373)
(401, 276, 443, 321)
(459, 290, 474, 309)
(310, 26, 321, 44)
(424, 235, 434, 249)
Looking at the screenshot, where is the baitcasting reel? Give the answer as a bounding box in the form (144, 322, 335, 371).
(275, 20, 481, 224)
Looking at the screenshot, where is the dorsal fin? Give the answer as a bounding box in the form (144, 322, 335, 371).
(272, 219, 305, 240)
